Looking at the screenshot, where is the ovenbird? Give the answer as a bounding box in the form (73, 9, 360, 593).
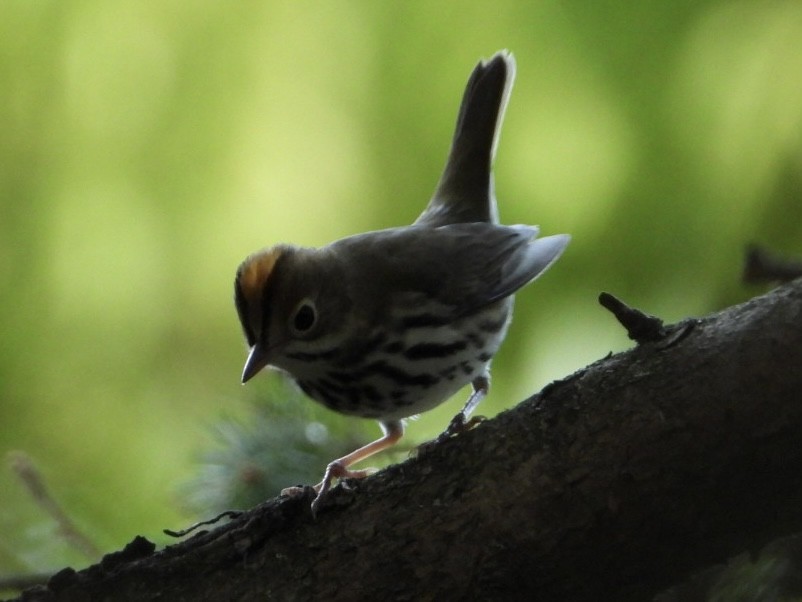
(234, 50, 569, 511)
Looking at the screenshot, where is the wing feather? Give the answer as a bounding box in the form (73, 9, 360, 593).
(331, 223, 569, 316)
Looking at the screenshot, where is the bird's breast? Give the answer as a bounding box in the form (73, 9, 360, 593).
(292, 299, 513, 421)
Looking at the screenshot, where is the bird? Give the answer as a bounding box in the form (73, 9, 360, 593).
(233, 50, 569, 513)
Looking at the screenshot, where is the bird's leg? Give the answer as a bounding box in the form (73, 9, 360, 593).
(282, 421, 404, 514)
(414, 375, 490, 457)
(442, 374, 489, 437)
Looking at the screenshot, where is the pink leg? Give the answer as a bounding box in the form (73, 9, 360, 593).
(283, 421, 405, 514)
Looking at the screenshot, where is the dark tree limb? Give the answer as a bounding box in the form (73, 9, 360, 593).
(744, 245, 802, 283)
(9, 278, 802, 602)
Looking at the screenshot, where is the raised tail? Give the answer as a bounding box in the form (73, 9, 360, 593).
(415, 50, 516, 227)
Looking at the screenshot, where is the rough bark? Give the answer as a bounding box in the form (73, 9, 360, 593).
(10, 278, 802, 602)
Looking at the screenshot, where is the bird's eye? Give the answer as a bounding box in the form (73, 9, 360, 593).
(291, 300, 317, 333)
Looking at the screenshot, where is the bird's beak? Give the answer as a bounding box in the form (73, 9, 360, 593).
(241, 344, 270, 384)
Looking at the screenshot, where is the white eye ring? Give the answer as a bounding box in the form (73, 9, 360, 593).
(290, 299, 317, 334)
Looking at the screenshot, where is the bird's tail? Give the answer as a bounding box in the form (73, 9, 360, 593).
(415, 50, 516, 227)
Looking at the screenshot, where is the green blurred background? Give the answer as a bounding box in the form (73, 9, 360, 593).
(2, 0, 801, 585)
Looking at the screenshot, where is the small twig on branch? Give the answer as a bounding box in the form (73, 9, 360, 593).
(598, 292, 666, 343)
(743, 245, 802, 284)
(164, 511, 244, 538)
(7, 451, 100, 561)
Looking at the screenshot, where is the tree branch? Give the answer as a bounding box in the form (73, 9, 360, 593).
(10, 278, 802, 602)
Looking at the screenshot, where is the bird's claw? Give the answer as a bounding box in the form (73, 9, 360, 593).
(413, 413, 487, 457)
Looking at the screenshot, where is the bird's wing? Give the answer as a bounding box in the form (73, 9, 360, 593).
(334, 223, 569, 317)
(429, 223, 569, 314)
